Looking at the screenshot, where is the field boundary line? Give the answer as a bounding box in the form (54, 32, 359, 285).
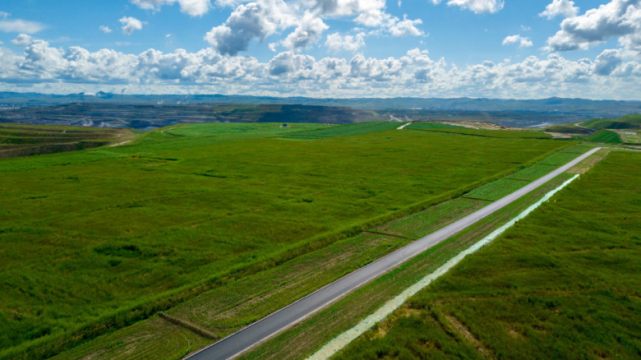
(306, 174, 581, 360)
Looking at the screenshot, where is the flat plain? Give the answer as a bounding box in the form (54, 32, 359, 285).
(0, 122, 568, 359)
(334, 150, 641, 360)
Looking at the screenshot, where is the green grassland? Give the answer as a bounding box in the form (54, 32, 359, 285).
(585, 130, 623, 144)
(406, 122, 463, 130)
(0, 122, 568, 358)
(334, 150, 641, 360)
(50, 166, 574, 360)
(545, 123, 593, 135)
(0, 123, 130, 159)
(411, 127, 553, 139)
(282, 121, 400, 140)
(463, 178, 530, 201)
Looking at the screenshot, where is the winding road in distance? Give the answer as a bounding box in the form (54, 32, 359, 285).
(186, 147, 601, 360)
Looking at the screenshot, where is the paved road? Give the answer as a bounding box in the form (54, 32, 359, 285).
(186, 147, 601, 360)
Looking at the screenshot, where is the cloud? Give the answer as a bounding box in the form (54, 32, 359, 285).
(11, 34, 32, 46)
(503, 35, 533, 47)
(388, 16, 424, 36)
(120, 17, 143, 35)
(0, 19, 46, 34)
(594, 49, 623, 75)
(131, 0, 212, 17)
(204, 0, 299, 55)
(539, 0, 579, 19)
(0, 11, 10, 19)
(546, 0, 641, 54)
(281, 12, 329, 50)
(100, 26, 113, 34)
(325, 32, 366, 52)
(431, 0, 504, 14)
(1, 37, 639, 100)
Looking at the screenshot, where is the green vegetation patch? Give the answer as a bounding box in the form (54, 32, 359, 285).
(540, 151, 581, 166)
(586, 130, 623, 144)
(0, 124, 566, 357)
(375, 198, 487, 239)
(545, 123, 592, 135)
(282, 122, 400, 140)
(464, 178, 529, 201)
(507, 163, 558, 181)
(414, 127, 553, 139)
(335, 150, 641, 360)
(407, 122, 463, 130)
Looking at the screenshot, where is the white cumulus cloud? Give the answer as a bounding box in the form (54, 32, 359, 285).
(11, 34, 32, 46)
(546, 0, 641, 54)
(503, 35, 533, 47)
(100, 26, 113, 34)
(431, 0, 504, 14)
(0, 19, 46, 34)
(539, 0, 579, 19)
(131, 0, 212, 17)
(325, 32, 366, 52)
(120, 17, 143, 35)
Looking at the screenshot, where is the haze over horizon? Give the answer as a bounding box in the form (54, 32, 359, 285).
(1, 0, 640, 100)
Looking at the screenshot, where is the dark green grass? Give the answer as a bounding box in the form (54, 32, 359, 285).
(0, 124, 566, 357)
(282, 122, 400, 140)
(407, 122, 463, 130)
(545, 124, 592, 135)
(0, 123, 124, 159)
(507, 164, 558, 181)
(335, 151, 641, 360)
(540, 151, 581, 166)
(413, 128, 553, 139)
(586, 130, 623, 144)
(463, 178, 529, 201)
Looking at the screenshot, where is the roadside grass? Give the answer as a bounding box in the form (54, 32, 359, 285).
(411, 127, 553, 139)
(281, 122, 401, 140)
(463, 178, 529, 201)
(507, 164, 558, 181)
(237, 174, 575, 360)
(333, 150, 641, 360)
(375, 198, 487, 239)
(585, 130, 623, 144)
(0, 125, 567, 359)
(407, 122, 463, 130)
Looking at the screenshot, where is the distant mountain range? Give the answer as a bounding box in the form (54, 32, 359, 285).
(1, 92, 640, 118)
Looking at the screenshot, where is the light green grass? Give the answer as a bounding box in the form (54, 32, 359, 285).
(282, 122, 400, 140)
(586, 130, 623, 144)
(413, 128, 553, 139)
(407, 122, 463, 130)
(334, 150, 641, 360)
(0, 123, 567, 359)
(463, 178, 529, 201)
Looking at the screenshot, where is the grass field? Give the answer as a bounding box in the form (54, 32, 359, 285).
(282, 122, 400, 140)
(407, 122, 463, 130)
(463, 178, 530, 201)
(0, 122, 568, 359)
(617, 130, 641, 144)
(333, 150, 641, 360)
(411, 127, 553, 139)
(0, 123, 131, 159)
(50, 169, 574, 360)
(586, 130, 623, 144)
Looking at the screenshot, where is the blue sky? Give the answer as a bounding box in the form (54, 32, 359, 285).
(0, 0, 640, 99)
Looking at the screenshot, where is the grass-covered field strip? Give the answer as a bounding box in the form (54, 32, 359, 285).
(586, 129, 623, 144)
(507, 164, 558, 181)
(0, 123, 130, 159)
(463, 178, 530, 201)
(407, 122, 463, 130)
(235, 174, 576, 360)
(0, 124, 567, 359)
(282, 122, 400, 140)
(333, 150, 641, 360)
(410, 127, 553, 139)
